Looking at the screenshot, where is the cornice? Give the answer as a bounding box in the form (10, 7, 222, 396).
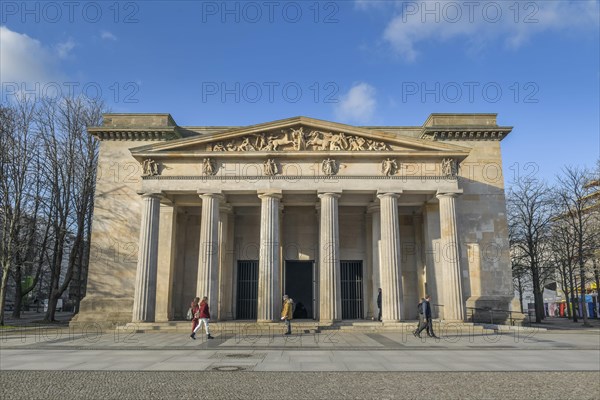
(142, 175, 458, 181)
(130, 150, 470, 160)
(420, 126, 512, 141)
(88, 127, 181, 141)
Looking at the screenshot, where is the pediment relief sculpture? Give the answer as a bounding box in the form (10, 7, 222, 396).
(202, 157, 217, 176)
(321, 158, 338, 176)
(141, 158, 160, 176)
(441, 158, 458, 177)
(208, 127, 391, 152)
(381, 158, 400, 176)
(263, 158, 279, 176)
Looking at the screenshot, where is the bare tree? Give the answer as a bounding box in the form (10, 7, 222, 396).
(512, 260, 529, 314)
(35, 96, 103, 322)
(549, 219, 578, 321)
(507, 178, 555, 323)
(0, 98, 45, 325)
(555, 166, 599, 326)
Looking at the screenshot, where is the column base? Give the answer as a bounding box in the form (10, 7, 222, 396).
(71, 296, 134, 328)
(154, 314, 170, 323)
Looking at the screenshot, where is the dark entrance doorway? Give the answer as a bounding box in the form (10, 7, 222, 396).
(236, 260, 258, 319)
(284, 261, 314, 319)
(341, 260, 363, 319)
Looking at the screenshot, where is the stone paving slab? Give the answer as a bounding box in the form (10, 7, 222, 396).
(2, 329, 597, 350)
(2, 348, 599, 372)
(1, 329, 598, 372)
(2, 371, 598, 400)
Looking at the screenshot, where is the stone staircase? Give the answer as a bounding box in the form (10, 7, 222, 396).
(113, 320, 506, 335)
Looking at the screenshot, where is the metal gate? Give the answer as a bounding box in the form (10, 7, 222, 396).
(236, 260, 258, 319)
(340, 260, 363, 319)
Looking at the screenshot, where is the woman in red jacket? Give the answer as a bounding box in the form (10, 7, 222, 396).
(190, 297, 200, 339)
(191, 296, 214, 340)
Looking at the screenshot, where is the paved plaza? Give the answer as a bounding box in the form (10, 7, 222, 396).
(1, 319, 599, 399)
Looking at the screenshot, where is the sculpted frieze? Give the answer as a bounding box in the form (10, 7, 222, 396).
(208, 127, 391, 152)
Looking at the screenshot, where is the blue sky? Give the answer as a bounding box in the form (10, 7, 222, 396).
(1, 0, 598, 184)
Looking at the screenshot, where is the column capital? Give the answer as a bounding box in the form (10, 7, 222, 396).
(376, 191, 402, 200)
(317, 192, 341, 199)
(257, 190, 282, 200)
(159, 196, 175, 206)
(137, 192, 163, 200)
(367, 201, 380, 213)
(436, 189, 463, 199)
(219, 203, 233, 214)
(198, 192, 225, 201)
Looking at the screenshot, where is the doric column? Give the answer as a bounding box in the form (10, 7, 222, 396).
(197, 192, 222, 317)
(436, 191, 464, 321)
(218, 203, 233, 320)
(318, 192, 341, 321)
(413, 213, 426, 301)
(377, 192, 403, 322)
(155, 202, 177, 322)
(132, 193, 161, 322)
(257, 191, 282, 321)
(367, 202, 381, 320)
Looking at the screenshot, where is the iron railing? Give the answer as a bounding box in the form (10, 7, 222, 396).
(466, 306, 528, 326)
(236, 260, 258, 319)
(340, 260, 363, 319)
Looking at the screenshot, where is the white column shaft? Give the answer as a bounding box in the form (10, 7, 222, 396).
(369, 205, 381, 320)
(197, 194, 221, 316)
(257, 193, 281, 321)
(437, 193, 464, 321)
(155, 204, 177, 322)
(378, 193, 403, 321)
(319, 193, 341, 321)
(132, 194, 161, 322)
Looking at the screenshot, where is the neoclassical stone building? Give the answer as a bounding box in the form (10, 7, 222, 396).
(74, 113, 518, 325)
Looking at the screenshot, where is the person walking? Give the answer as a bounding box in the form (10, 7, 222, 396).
(414, 295, 438, 338)
(189, 297, 201, 339)
(281, 295, 293, 335)
(377, 288, 382, 321)
(191, 296, 214, 340)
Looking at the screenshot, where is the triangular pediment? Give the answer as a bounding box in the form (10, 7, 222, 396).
(130, 116, 470, 156)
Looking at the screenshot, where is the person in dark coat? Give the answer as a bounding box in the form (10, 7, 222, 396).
(377, 288, 382, 321)
(414, 295, 438, 338)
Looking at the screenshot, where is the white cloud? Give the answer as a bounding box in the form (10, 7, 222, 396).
(334, 83, 377, 124)
(365, 0, 599, 62)
(101, 31, 118, 41)
(56, 38, 75, 59)
(354, 0, 388, 11)
(0, 26, 61, 84)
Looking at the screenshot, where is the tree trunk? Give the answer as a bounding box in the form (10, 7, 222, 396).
(563, 285, 571, 319)
(569, 266, 578, 322)
(11, 266, 22, 318)
(517, 276, 524, 313)
(43, 224, 64, 322)
(594, 260, 599, 319)
(0, 263, 10, 325)
(531, 266, 544, 323)
(46, 288, 59, 322)
(579, 261, 589, 326)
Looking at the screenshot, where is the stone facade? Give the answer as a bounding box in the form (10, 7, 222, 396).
(73, 114, 518, 325)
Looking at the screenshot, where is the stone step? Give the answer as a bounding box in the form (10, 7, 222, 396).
(114, 320, 500, 334)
